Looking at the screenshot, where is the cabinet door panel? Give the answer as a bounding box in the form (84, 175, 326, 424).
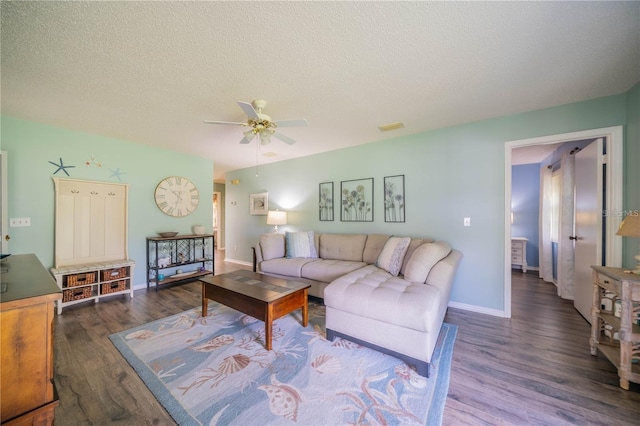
(74, 194, 92, 259)
(56, 192, 76, 262)
(89, 195, 106, 257)
(104, 193, 125, 256)
(54, 178, 129, 267)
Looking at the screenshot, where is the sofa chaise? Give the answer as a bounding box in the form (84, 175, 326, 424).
(253, 231, 462, 376)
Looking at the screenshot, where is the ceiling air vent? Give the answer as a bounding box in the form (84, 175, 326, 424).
(378, 122, 405, 132)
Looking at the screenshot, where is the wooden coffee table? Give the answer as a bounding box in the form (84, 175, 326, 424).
(200, 270, 311, 350)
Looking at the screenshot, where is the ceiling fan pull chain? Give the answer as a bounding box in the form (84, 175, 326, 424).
(255, 141, 260, 177)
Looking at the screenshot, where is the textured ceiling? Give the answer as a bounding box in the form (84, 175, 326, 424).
(512, 143, 565, 166)
(2, 1, 639, 181)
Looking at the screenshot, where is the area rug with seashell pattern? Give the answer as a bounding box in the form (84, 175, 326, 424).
(109, 299, 457, 425)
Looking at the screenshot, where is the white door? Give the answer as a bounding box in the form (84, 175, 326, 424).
(573, 139, 603, 321)
(1, 151, 8, 254)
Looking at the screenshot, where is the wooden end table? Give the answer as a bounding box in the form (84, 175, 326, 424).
(200, 270, 311, 350)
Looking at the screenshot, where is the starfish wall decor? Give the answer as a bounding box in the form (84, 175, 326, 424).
(109, 168, 125, 181)
(48, 157, 75, 176)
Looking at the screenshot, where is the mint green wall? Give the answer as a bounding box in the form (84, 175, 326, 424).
(226, 91, 635, 313)
(625, 82, 640, 269)
(1, 85, 636, 312)
(0, 116, 214, 287)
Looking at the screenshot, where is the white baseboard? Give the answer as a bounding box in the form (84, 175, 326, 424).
(448, 301, 508, 318)
(223, 258, 252, 267)
(511, 266, 540, 272)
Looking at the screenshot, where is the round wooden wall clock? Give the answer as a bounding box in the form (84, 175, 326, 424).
(154, 176, 199, 217)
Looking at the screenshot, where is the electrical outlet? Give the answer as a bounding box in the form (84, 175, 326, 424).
(463, 217, 471, 227)
(10, 217, 31, 227)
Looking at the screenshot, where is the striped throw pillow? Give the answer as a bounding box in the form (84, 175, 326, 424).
(376, 236, 411, 276)
(285, 231, 318, 259)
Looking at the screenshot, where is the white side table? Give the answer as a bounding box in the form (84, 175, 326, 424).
(511, 237, 528, 272)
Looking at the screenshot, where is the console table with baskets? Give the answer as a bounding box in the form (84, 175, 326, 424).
(146, 234, 214, 291)
(50, 260, 136, 314)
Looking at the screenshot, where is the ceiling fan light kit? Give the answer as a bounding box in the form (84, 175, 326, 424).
(205, 99, 307, 146)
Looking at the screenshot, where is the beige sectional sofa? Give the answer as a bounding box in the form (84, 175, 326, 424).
(253, 232, 462, 376)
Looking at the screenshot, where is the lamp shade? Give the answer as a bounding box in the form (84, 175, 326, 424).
(260, 128, 275, 145)
(267, 210, 287, 226)
(616, 213, 640, 237)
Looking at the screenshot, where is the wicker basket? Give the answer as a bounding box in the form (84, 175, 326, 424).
(101, 280, 128, 295)
(65, 272, 97, 287)
(101, 267, 129, 281)
(62, 286, 94, 302)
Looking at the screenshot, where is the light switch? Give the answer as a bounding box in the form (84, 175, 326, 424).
(463, 217, 471, 227)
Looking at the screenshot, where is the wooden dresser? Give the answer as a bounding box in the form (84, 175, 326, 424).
(0, 254, 62, 425)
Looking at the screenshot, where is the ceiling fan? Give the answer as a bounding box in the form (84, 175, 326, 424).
(204, 99, 308, 145)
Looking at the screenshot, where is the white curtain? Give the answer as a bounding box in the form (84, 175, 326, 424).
(539, 166, 553, 283)
(558, 152, 575, 300)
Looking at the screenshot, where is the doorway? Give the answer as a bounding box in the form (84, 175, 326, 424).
(504, 126, 623, 318)
(213, 191, 222, 249)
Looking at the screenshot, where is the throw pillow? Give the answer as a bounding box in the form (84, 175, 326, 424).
(260, 233, 285, 261)
(376, 236, 411, 276)
(286, 231, 319, 259)
(404, 241, 451, 283)
(400, 238, 432, 276)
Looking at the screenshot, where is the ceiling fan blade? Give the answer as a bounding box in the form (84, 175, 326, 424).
(275, 118, 308, 128)
(204, 120, 247, 126)
(273, 131, 296, 145)
(240, 135, 253, 144)
(237, 101, 259, 119)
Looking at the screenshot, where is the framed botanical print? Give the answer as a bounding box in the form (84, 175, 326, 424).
(249, 192, 268, 215)
(340, 178, 373, 222)
(319, 182, 334, 221)
(384, 175, 405, 223)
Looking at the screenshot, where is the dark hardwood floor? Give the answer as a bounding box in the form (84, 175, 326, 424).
(444, 271, 640, 426)
(52, 257, 640, 425)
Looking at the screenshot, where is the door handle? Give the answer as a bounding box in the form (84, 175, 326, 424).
(569, 236, 581, 240)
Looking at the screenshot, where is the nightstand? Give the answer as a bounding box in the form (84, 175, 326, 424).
(511, 237, 528, 272)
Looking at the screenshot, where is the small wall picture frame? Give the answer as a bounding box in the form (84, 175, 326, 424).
(340, 178, 373, 222)
(249, 192, 268, 215)
(384, 175, 405, 223)
(319, 182, 334, 221)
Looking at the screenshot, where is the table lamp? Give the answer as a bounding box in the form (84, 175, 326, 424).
(267, 210, 287, 232)
(616, 213, 640, 274)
